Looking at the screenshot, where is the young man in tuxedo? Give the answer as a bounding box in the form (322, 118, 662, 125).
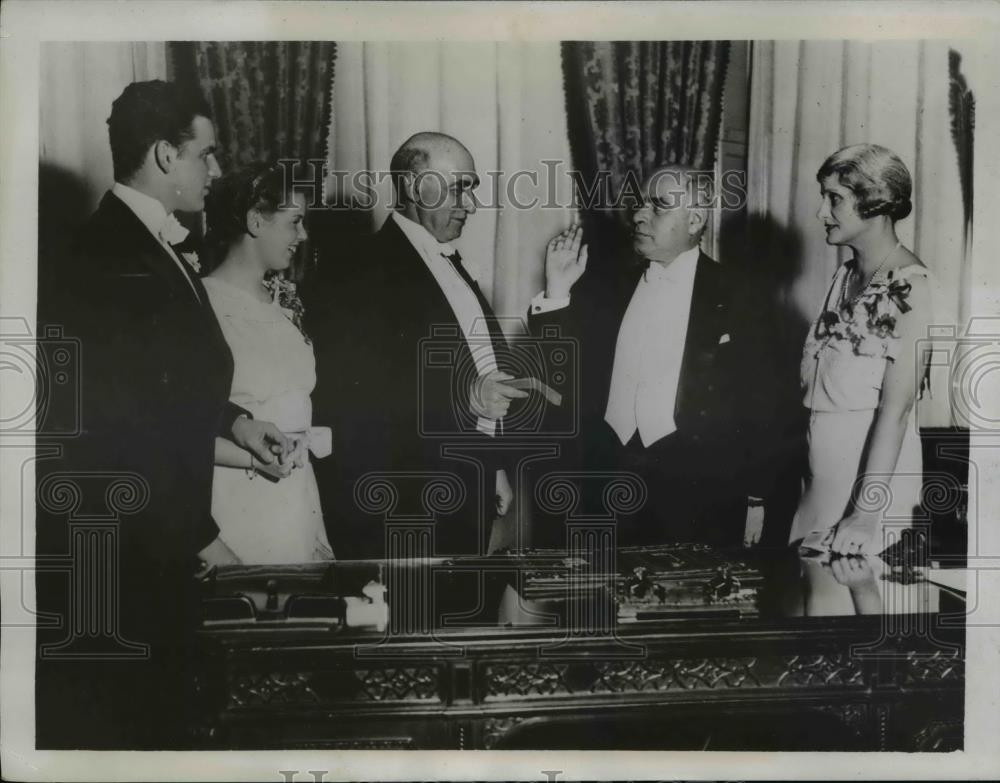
(313, 132, 527, 560)
(530, 165, 778, 548)
(36, 80, 289, 748)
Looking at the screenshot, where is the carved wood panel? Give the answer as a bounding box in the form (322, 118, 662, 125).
(227, 666, 441, 708)
(483, 654, 866, 701)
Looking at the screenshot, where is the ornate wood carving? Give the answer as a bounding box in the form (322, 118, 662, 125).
(484, 653, 872, 701)
(912, 718, 963, 752)
(776, 654, 865, 687)
(355, 666, 440, 701)
(485, 663, 570, 698)
(229, 672, 320, 707)
(482, 716, 527, 749)
(228, 666, 440, 707)
(816, 702, 869, 738)
(592, 658, 761, 691)
(899, 649, 964, 684)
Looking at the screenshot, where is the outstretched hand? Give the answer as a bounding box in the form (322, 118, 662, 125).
(544, 223, 588, 299)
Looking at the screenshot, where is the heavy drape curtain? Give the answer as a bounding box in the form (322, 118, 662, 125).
(746, 40, 973, 427)
(169, 42, 336, 172)
(325, 42, 576, 331)
(561, 41, 730, 260)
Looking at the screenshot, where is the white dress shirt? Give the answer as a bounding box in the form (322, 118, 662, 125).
(529, 246, 700, 447)
(391, 212, 499, 436)
(111, 182, 201, 300)
(604, 246, 700, 447)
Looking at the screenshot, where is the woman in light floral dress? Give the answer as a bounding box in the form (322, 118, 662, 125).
(202, 164, 333, 564)
(790, 144, 933, 556)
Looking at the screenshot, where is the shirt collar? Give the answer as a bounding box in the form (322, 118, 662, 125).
(391, 211, 457, 258)
(643, 245, 701, 284)
(111, 182, 172, 241)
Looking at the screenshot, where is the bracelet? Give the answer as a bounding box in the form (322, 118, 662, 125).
(246, 453, 256, 480)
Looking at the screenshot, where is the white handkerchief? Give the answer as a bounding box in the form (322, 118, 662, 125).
(718, 333, 731, 344)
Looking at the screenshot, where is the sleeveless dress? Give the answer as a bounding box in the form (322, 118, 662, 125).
(204, 276, 333, 564)
(789, 262, 930, 552)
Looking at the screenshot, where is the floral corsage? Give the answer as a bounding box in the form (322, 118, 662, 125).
(180, 250, 202, 274)
(263, 272, 310, 344)
(813, 271, 913, 358)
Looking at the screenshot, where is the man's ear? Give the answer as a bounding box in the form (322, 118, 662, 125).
(153, 140, 176, 174)
(399, 172, 418, 205)
(688, 207, 708, 237)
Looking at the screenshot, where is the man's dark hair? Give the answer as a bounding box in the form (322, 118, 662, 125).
(107, 80, 212, 183)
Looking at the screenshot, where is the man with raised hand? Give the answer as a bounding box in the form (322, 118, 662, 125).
(530, 165, 778, 548)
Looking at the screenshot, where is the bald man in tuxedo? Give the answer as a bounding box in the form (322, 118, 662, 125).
(530, 165, 782, 548)
(313, 132, 527, 559)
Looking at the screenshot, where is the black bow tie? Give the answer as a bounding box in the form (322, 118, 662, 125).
(444, 250, 478, 290)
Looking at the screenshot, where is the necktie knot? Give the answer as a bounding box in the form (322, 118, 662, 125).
(443, 249, 462, 267)
(159, 213, 190, 247)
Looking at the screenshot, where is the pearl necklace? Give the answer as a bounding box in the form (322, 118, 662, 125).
(844, 241, 901, 303)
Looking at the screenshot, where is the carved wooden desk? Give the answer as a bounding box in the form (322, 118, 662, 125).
(195, 551, 965, 751)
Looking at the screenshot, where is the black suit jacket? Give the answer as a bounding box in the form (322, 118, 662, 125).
(312, 216, 515, 557)
(36, 190, 252, 748)
(530, 251, 780, 504)
(65, 192, 244, 578)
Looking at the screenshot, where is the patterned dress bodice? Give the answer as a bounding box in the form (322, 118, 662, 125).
(801, 262, 929, 412)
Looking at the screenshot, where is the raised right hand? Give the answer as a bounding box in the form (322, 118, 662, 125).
(544, 223, 588, 299)
(470, 370, 529, 421)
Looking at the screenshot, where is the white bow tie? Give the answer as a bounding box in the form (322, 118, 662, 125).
(159, 213, 190, 247)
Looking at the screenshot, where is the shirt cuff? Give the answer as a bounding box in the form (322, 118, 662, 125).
(529, 290, 571, 315)
(477, 416, 497, 437)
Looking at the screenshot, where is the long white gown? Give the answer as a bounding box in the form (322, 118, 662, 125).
(790, 262, 930, 553)
(204, 276, 333, 564)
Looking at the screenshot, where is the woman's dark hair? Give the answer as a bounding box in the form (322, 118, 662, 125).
(107, 80, 212, 183)
(817, 144, 913, 222)
(204, 163, 294, 251)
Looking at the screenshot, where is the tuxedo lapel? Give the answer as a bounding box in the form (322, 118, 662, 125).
(377, 218, 510, 355)
(98, 192, 205, 309)
(378, 218, 458, 325)
(675, 252, 728, 423)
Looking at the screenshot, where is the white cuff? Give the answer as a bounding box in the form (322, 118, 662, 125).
(477, 416, 497, 437)
(530, 290, 570, 315)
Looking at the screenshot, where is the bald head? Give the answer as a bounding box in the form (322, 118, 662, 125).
(390, 132, 479, 243)
(632, 164, 713, 264)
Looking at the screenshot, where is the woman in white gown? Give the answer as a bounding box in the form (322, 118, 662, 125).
(203, 164, 333, 564)
(790, 144, 933, 556)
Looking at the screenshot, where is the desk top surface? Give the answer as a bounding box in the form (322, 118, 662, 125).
(198, 545, 966, 643)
